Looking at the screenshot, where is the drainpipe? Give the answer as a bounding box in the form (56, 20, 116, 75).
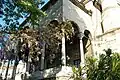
(78, 32, 86, 79)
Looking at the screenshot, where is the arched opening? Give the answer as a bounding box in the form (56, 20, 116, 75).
(66, 21, 93, 67)
(44, 20, 62, 69)
(66, 21, 80, 67)
(42, 20, 93, 69)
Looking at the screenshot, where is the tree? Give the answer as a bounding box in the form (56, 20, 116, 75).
(8, 20, 73, 62)
(0, 1, 46, 79)
(0, 0, 46, 33)
(0, 0, 46, 65)
(41, 20, 73, 53)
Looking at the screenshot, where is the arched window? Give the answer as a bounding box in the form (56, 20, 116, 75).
(44, 20, 62, 69)
(66, 21, 80, 67)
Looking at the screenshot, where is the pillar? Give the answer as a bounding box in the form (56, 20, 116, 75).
(78, 32, 86, 79)
(61, 33, 66, 66)
(40, 43, 45, 70)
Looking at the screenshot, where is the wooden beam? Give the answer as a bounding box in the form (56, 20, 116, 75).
(93, 0, 102, 13)
(81, 0, 92, 5)
(69, 0, 92, 16)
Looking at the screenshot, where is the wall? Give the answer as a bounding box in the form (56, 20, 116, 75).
(39, 0, 63, 27)
(92, 0, 120, 56)
(63, 0, 91, 33)
(94, 28, 120, 57)
(101, 0, 120, 32)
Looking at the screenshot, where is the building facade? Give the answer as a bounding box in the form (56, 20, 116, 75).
(1, 0, 120, 80)
(33, 0, 120, 80)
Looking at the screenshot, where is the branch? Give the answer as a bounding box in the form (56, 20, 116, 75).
(0, 30, 18, 34)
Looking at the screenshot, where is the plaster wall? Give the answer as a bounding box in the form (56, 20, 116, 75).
(39, 0, 63, 27)
(101, 0, 120, 32)
(93, 29, 120, 57)
(92, 0, 120, 56)
(63, 0, 91, 33)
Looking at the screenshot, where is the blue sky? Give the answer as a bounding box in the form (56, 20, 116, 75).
(0, 0, 49, 27)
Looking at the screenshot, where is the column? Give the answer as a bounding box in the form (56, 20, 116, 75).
(0, 60, 4, 75)
(11, 56, 17, 79)
(61, 33, 66, 66)
(40, 43, 45, 70)
(78, 32, 86, 79)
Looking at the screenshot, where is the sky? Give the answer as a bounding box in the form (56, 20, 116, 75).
(0, 0, 49, 27)
(0, 0, 49, 50)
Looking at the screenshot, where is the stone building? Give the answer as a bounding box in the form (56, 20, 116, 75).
(25, 0, 120, 80)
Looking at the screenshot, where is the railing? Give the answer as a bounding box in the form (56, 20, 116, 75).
(30, 66, 73, 80)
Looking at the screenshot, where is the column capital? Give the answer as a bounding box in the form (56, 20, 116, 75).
(77, 32, 84, 39)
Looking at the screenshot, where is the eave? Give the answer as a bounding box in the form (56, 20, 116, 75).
(69, 0, 92, 16)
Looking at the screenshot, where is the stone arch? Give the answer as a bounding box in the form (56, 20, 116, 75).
(69, 21, 80, 36)
(45, 19, 62, 69)
(49, 20, 59, 27)
(65, 21, 81, 67)
(66, 21, 93, 67)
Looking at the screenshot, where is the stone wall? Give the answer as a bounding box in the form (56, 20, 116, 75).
(39, 0, 63, 27)
(101, 0, 120, 32)
(93, 28, 120, 57)
(85, 0, 120, 56)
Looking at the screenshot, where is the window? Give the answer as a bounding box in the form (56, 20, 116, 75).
(66, 35, 80, 66)
(66, 21, 81, 66)
(44, 45, 62, 69)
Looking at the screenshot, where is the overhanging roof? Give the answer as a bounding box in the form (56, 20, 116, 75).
(69, 0, 92, 16)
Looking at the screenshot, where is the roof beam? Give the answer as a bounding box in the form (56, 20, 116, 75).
(93, 0, 102, 13)
(69, 0, 92, 16)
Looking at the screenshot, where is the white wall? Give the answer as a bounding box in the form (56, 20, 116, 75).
(102, 0, 120, 32)
(85, 1, 102, 36)
(63, 0, 104, 37)
(63, 0, 90, 33)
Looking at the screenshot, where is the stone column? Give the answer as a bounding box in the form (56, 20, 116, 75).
(40, 43, 45, 70)
(5, 59, 10, 80)
(11, 57, 17, 79)
(61, 32, 66, 66)
(78, 32, 86, 79)
(0, 60, 4, 75)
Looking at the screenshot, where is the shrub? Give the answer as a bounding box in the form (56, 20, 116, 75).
(73, 49, 120, 80)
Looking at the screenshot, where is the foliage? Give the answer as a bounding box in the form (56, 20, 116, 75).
(72, 66, 82, 80)
(9, 27, 41, 62)
(0, 0, 46, 32)
(0, 33, 8, 59)
(40, 20, 73, 52)
(5, 20, 73, 64)
(72, 49, 120, 80)
(0, 0, 46, 63)
(0, 0, 74, 63)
